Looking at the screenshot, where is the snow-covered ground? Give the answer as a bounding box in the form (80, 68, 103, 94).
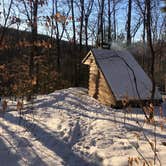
(0, 87, 166, 166)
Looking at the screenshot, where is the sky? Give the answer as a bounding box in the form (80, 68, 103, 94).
(0, 0, 165, 45)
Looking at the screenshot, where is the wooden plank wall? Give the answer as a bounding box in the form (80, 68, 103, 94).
(88, 63, 99, 97)
(97, 71, 116, 106)
(88, 59, 116, 106)
(85, 53, 116, 106)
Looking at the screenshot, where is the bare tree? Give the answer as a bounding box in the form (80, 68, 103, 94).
(79, 0, 84, 50)
(126, 0, 132, 46)
(112, 0, 116, 40)
(108, 0, 112, 48)
(0, 0, 14, 44)
(97, 0, 105, 47)
(21, 0, 39, 77)
(49, 0, 70, 70)
(21, 0, 48, 94)
(145, 0, 155, 99)
(70, 0, 76, 45)
(135, 0, 147, 67)
(84, 0, 94, 48)
(100, 0, 105, 47)
(55, 0, 61, 69)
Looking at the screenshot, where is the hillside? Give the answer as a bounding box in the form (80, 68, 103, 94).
(0, 28, 89, 96)
(0, 28, 165, 96)
(0, 88, 166, 166)
(0, 27, 78, 62)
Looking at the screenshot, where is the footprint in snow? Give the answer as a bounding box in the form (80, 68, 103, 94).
(69, 121, 82, 146)
(17, 137, 32, 147)
(57, 124, 62, 130)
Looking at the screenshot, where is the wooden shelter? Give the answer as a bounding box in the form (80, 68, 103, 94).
(82, 48, 161, 107)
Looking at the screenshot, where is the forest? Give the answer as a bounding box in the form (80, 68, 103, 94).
(1, 1, 166, 166)
(0, 0, 166, 99)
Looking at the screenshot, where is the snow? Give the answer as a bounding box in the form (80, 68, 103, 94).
(0, 87, 166, 166)
(91, 48, 161, 100)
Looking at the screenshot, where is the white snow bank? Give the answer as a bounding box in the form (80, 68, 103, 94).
(0, 87, 166, 166)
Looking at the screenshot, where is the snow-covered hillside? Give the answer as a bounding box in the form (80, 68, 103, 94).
(0, 88, 166, 166)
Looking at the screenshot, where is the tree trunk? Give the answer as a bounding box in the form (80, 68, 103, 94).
(79, 0, 84, 50)
(108, 0, 112, 49)
(85, 0, 94, 48)
(71, 0, 76, 45)
(142, 11, 146, 68)
(145, 0, 155, 99)
(30, 0, 38, 78)
(70, 0, 78, 86)
(100, 0, 105, 47)
(55, 0, 61, 70)
(85, 16, 88, 48)
(31, 0, 38, 93)
(126, 0, 132, 46)
(0, 0, 13, 44)
(113, 0, 116, 40)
